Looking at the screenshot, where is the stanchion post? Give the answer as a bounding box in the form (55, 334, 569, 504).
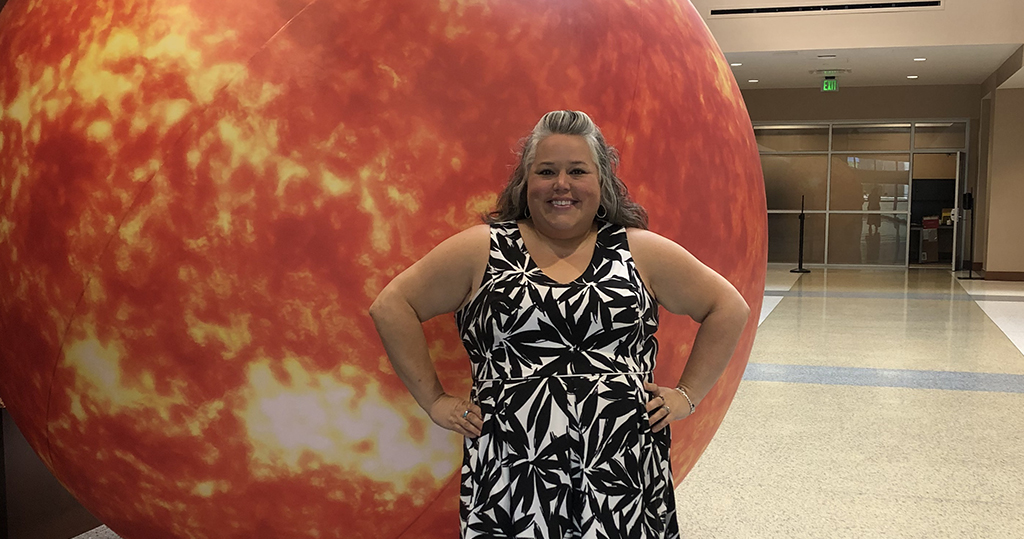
(791, 195, 811, 274)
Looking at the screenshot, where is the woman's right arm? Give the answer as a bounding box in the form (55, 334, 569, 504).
(368, 224, 490, 437)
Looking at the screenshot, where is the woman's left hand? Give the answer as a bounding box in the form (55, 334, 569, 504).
(644, 381, 690, 432)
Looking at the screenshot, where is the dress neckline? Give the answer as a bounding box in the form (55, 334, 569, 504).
(514, 221, 603, 286)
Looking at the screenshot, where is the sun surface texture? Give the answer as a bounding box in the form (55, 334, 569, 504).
(0, 0, 766, 537)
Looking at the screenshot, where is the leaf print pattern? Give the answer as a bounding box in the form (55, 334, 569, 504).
(455, 221, 679, 539)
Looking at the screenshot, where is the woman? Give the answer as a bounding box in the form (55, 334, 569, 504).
(370, 110, 750, 538)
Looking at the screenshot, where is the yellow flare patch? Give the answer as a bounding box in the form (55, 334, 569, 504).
(215, 117, 274, 172)
(64, 327, 187, 419)
(70, 43, 140, 113)
(7, 89, 32, 129)
(377, 62, 402, 88)
(189, 64, 241, 104)
(239, 358, 458, 491)
(711, 51, 739, 103)
(0, 217, 13, 241)
(144, 33, 198, 68)
(321, 170, 353, 196)
(359, 185, 391, 252)
(276, 159, 311, 196)
(215, 210, 232, 234)
(386, 186, 420, 212)
(102, 29, 141, 61)
(86, 120, 113, 142)
(185, 311, 252, 359)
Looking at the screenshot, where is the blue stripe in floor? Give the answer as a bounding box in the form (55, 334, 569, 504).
(743, 363, 1024, 393)
(764, 290, 1024, 302)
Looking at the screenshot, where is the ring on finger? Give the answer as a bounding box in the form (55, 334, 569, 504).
(461, 409, 470, 419)
(663, 405, 671, 415)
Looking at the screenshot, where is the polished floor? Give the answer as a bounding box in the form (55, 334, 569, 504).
(675, 267, 1024, 538)
(76, 268, 1024, 539)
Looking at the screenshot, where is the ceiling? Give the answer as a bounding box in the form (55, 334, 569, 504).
(726, 44, 1022, 90)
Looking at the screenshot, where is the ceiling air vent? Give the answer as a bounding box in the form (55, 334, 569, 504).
(710, 1, 942, 17)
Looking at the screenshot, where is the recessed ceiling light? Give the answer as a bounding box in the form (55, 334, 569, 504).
(748, 79, 759, 83)
(731, 62, 743, 67)
(914, 57, 927, 62)
(907, 75, 919, 79)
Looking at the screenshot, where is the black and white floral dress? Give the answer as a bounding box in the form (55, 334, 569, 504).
(455, 220, 679, 539)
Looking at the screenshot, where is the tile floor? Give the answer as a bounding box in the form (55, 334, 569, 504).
(674, 267, 1024, 538)
(76, 268, 1024, 539)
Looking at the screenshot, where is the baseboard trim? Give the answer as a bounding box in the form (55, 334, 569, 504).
(984, 271, 1024, 281)
(972, 262, 984, 272)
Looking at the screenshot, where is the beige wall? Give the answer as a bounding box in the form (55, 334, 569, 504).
(985, 88, 1024, 273)
(693, 0, 1024, 52)
(974, 98, 994, 266)
(741, 85, 982, 122)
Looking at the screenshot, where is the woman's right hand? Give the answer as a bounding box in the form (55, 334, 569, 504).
(429, 393, 483, 438)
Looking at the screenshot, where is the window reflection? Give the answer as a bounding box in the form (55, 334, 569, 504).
(767, 213, 826, 264)
(828, 214, 908, 265)
(761, 155, 828, 211)
(830, 155, 910, 212)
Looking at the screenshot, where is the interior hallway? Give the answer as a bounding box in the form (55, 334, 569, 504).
(675, 267, 1024, 538)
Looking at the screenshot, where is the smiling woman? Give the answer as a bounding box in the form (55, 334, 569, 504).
(525, 134, 602, 240)
(370, 110, 752, 538)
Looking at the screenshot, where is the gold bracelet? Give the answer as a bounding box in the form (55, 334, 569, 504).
(673, 386, 695, 416)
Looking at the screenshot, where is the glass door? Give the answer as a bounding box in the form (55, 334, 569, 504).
(910, 153, 957, 266)
(952, 151, 966, 271)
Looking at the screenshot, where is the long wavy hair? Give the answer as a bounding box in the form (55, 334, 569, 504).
(485, 110, 649, 229)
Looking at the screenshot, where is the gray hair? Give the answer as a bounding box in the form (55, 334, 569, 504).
(485, 110, 648, 229)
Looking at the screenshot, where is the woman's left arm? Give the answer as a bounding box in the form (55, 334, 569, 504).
(628, 229, 752, 432)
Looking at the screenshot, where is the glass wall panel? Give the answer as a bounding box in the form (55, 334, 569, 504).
(914, 122, 967, 149)
(761, 155, 829, 211)
(832, 124, 911, 152)
(830, 154, 911, 211)
(911, 153, 957, 180)
(828, 213, 908, 265)
(754, 126, 829, 152)
(767, 213, 826, 264)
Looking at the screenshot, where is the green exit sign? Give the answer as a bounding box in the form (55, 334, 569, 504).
(822, 77, 839, 92)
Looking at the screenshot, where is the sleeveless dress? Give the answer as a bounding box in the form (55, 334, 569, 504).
(455, 220, 679, 539)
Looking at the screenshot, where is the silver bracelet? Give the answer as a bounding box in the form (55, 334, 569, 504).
(673, 386, 695, 417)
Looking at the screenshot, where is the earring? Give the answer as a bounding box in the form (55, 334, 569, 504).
(596, 205, 607, 219)
(523, 205, 531, 219)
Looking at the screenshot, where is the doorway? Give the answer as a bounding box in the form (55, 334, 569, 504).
(910, 152, 961, 269)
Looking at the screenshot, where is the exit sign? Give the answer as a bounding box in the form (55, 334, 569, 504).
(822, 77, 839, 92)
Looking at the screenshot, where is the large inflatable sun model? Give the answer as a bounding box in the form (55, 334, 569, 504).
(0, 0, 765, 537)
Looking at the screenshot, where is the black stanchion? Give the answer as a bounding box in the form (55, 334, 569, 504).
(958, 192, 980, 280)
(791, 195, 811, 274)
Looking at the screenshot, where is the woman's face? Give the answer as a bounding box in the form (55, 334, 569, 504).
(525, 134, 602, 239)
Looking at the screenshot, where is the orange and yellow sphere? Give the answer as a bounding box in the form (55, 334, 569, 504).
(0, 0, 765, 537)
